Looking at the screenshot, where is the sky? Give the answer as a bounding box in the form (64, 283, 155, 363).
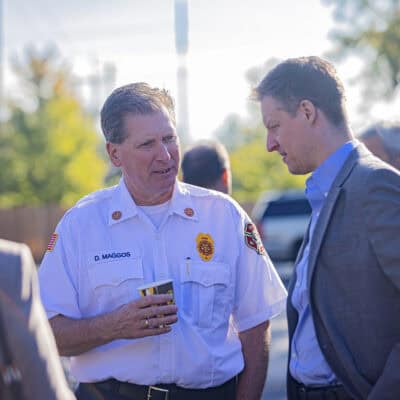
(4, 0, 400, 143)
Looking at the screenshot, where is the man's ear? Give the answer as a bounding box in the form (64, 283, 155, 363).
(299, 99, 317, 124)
(106, 142, 122, 167)
(222, 168, 229, 187)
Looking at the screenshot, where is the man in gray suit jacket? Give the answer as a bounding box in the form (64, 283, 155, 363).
(254, 56, 400, 399)
(0, 239, 75, 400)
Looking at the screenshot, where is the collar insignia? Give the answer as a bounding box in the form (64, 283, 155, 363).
(112, 211, 122, 220)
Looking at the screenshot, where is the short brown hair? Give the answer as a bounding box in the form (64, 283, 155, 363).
(254, 56, 348, 128)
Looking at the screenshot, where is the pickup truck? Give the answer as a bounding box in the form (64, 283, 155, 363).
(252, 189, 311, 261)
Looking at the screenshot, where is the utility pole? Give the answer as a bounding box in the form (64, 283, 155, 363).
(0, 0, 3, 123)
(174, 0, 190, 144)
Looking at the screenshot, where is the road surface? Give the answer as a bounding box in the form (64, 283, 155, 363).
(262, 261, 293, 400)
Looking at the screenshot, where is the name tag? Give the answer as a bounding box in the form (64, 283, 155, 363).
(90, 250, 133, 264)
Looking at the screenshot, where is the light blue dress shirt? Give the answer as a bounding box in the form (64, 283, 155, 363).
(290, 140, 356, 386)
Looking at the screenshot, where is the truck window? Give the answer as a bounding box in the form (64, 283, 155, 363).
(263, 199, 311, 219)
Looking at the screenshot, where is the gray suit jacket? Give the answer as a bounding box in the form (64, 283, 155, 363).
(287, 144, 400, 400)
(0, 239, 75, 400)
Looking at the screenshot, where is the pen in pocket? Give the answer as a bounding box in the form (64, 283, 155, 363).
(186, 257, 191, 276)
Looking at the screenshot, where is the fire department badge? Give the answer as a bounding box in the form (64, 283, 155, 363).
(244, 223, 265, 255)
(196, 233, 214, 261)
(47, 233, 58, 252)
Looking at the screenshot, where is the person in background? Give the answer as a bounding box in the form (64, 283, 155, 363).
(359, 122, 400, 170)
(0, 239, 75, 400)
(255, 56, 400, 400)
(181, 140, 232, 194)
(39, 82, 287, 400)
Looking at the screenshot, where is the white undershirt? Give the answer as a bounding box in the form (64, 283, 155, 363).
(138, 200, 171, 229)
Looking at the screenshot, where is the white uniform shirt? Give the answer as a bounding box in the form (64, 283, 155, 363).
(39, 179, 287, 388)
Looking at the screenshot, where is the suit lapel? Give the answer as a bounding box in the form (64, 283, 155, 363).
(306, 145, 362, 287)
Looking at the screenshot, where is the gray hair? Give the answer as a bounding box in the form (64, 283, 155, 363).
(100, 82, 176, 144)
(360, 122, 400, 157)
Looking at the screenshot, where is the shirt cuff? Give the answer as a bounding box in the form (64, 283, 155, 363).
(235, 297, 287, 332)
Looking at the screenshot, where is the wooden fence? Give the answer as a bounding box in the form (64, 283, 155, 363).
(0, 206, 66, 262)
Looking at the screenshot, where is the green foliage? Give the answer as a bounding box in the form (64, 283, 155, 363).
(324, 0, 400, 103)
(230, 126, 307, 203)
(0, 47, 107, 207)
(214, 114, 246, 152)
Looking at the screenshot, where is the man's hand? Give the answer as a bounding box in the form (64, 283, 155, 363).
(50, 294, 178, 356)
(112, 294, 178, 339)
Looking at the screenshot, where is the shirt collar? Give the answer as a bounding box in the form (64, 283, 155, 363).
(306, 140, 357, 209)
(167, 181, 199, 221)
(108, 178, 139, 225)
(108, 178, 199, 225)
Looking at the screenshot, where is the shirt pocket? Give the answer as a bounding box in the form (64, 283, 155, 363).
(179, 261, 231, 328)
(87, 257, 144, 313)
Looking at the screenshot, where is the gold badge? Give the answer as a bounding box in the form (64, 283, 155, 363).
(184, 207, 194, 217)
(112, 211, 122, 220)
(196, 233, 214, 261)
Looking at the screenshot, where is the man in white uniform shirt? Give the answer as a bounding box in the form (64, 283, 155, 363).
(39, 82, 287, 400)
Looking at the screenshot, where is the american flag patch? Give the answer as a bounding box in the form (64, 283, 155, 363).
(47, 233, 58, 252)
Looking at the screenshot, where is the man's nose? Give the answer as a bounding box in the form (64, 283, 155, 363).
(157, 142, 172, 160)
(266, 132, 278, 152)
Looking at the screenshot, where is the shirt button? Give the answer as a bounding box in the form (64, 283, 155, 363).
(292, 353, 297, 359)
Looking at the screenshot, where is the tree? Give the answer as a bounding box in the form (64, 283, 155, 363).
(230, 134, 307, 203)
(0, 47, 107, 207)
(215, 58, 306, 203)
(324, 0, 400, 104)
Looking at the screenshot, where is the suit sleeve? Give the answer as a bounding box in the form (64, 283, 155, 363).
(364, 168, 400, 399)
(364, 168, 400, 290)
(1, 243, 75, 400)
